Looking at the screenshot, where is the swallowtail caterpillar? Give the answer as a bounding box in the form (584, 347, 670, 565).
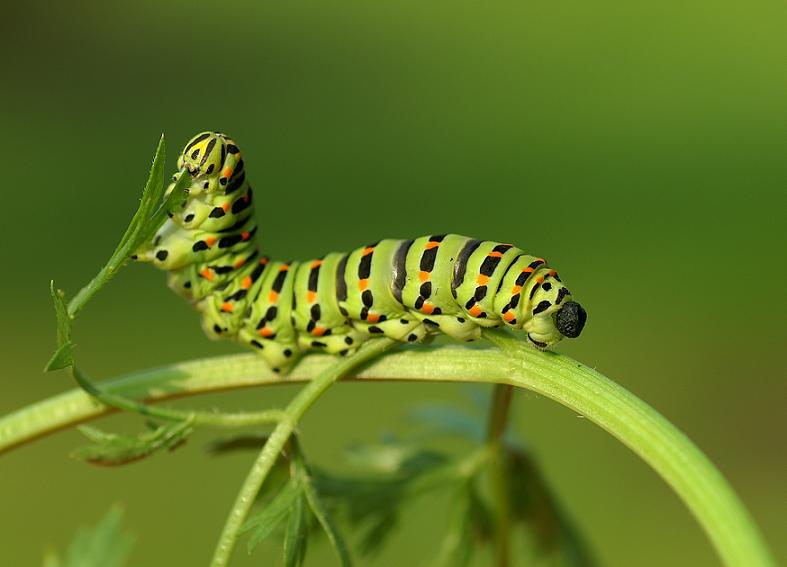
(136, 132, 587, 372)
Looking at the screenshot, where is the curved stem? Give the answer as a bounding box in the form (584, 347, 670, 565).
(209, 338, 398, 567)
(1, 341, 774, 567)
(482, 329, 774, 567)
(1, 347, 505, 455)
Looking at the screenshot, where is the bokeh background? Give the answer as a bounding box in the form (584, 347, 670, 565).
(1, 1, 784, 565)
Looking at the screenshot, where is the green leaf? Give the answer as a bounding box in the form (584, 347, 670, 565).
(433, 483, 475, 567)
(45, 282, 73, 372)
(291, 440, 352, 567)
(139, 134, 167, 218)
(435, 478, 493, 567)
(313, 444, 458, 557)
(71, 419, 193, 466)
(65, 135, 180, 318)
(243, 480, 301, 554)
(132, 166, 191, 255)
(302, 479, 352, 567)
(283, 491, 308, 567)
(118, 134, 166, 253)
(50, 281, 71, 344)
(46, 506, 134, 567)
(506, 448, 596, 566)
(45, 342, 74, 372)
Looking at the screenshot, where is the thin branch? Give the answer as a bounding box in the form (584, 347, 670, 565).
(209, 338, 398, 567)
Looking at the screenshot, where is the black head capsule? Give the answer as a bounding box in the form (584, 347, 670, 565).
(555, 301, 587, 338)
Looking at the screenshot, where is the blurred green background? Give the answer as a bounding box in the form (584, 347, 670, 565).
(1, 1, 784, 565)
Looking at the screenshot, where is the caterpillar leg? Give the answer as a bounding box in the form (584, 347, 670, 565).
(410, 313, 482, 342)
(297, 328, 368, 356)
(350, 317, 430, 344)
(237, 328, 299, 373)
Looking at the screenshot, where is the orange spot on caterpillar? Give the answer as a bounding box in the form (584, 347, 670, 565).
(548, 270, 557, 277)
(241, 231, 251, 241)
(421, 303, 435, 315)
(363, 247, 375, 256)
(241, 276, 252, 289)
(511, 285, 522, 295)
(222, 202, 230, 212)
(522, 267, 534, 273)
(503, 311, 516, 322)
(535, 276, 545, 284)
(200, 268, 214, 281)
(222, 167, 233, 178)
(259, 258, 269, 265)
(205, 236, 217, 247)
(259, 328, 273, 338)
(419, 271, 430, 282)
(307, 291, 317, 302)
(366, 312, 380, 323)
(358, 279, 369, 291)
(234, 258, 246, 269)
(489, 251, 503, 258)
(268, 291, 279, 302)
(476, 274, 490, 286)
(279, 265, 289, 272)
(425, 241, 440, 249)
(311, 326, 326, 337)
(221, 302, 233, 313)
(310, 259, 322, 269)
(469, 305, 483, 317)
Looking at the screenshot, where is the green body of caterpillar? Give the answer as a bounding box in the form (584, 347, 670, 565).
(137, 132, 587, 372)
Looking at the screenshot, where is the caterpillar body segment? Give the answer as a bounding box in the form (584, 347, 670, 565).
(137, 132, 587, 372)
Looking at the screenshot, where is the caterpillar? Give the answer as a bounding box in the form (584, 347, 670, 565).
(135, 132, 587, 372)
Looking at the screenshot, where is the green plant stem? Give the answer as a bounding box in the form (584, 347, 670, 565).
(481, 329, 774, 567)
(486, 384, 514, 445)
(209, 338, 398, 567)
(68, 261, 124, 318)
(71, 364, 285, 428)
(1, 341, 774, 567)
(486, 384, 514, 567)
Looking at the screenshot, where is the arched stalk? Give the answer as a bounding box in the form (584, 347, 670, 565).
(0, 335, 774, 567)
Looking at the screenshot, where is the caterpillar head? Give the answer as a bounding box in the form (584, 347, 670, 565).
(173, 131, 242, 196)
(522, 268, 587, 349)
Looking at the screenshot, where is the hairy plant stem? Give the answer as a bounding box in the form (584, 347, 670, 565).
(71, 364, 285, 428)
(486, 384, 514, 567)
(2, 339, 774, 567)
(209, 338, 397, 567)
